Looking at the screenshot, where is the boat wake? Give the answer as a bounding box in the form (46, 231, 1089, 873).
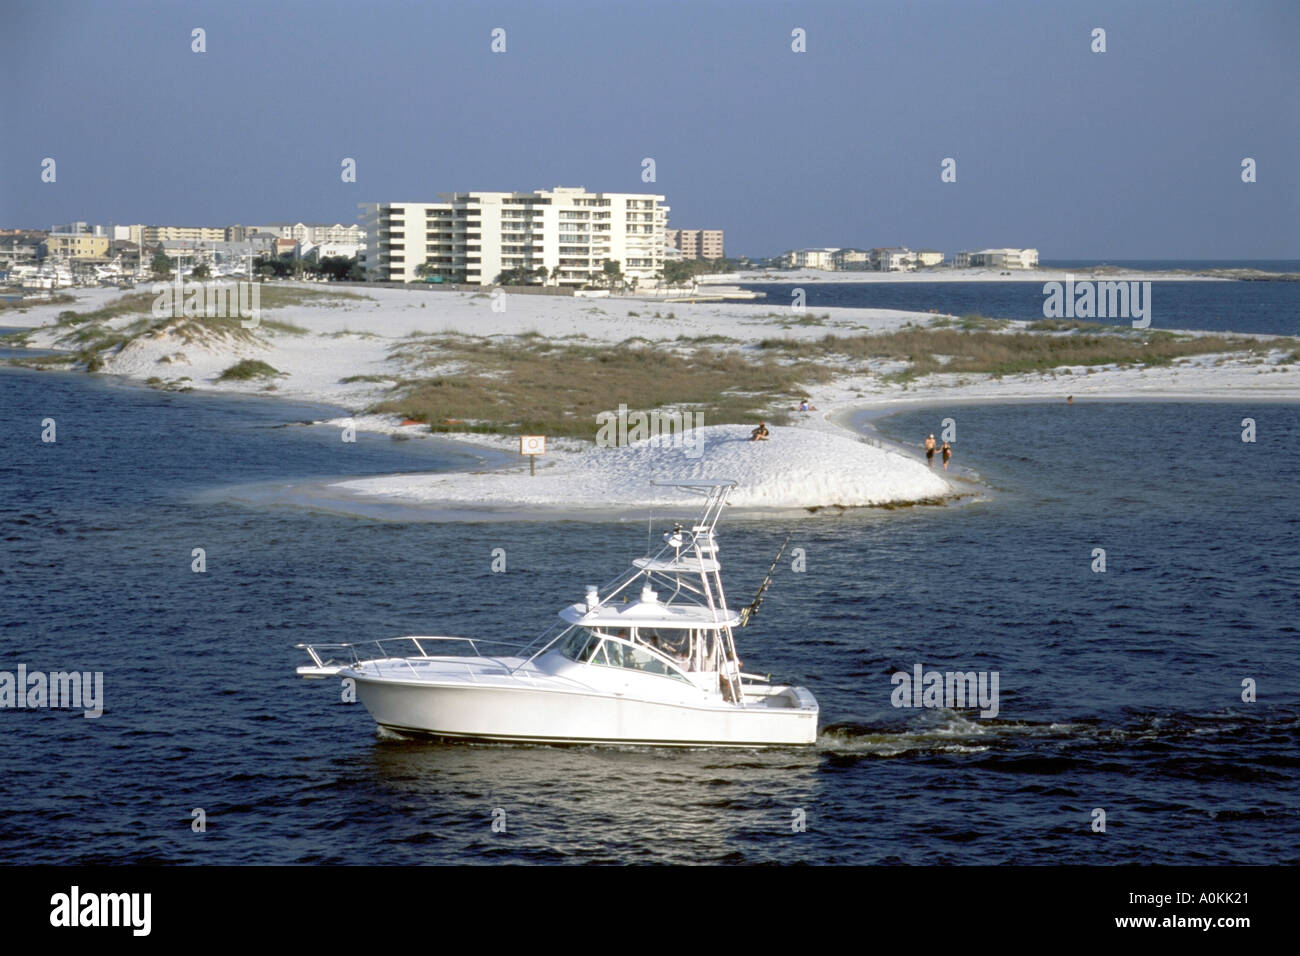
(818, 707, 1299, 758)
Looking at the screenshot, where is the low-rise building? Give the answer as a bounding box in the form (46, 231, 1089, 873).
(45, 232, 110, 260)
(138, 225, 228, 243)
(254, 222, 366, 245)
(873, 247, 912, 272)
(0, 232, 46, 266)
(307, 241, 363, 260)
(914, 249, 945, 268)
(789, 248, 840, 270)
(955, 248, 1039, 269)
(832, 248, 871, 270)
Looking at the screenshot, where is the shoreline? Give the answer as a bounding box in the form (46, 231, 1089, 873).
(3, 282, 1298, 519)
(700, 266, 1299, 285)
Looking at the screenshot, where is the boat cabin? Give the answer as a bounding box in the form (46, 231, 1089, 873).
(555, 625, 728, 695)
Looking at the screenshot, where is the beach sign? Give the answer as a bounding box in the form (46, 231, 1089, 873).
(520, 435, 545, 475)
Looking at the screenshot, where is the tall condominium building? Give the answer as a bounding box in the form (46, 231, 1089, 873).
(359, 187, 669, 286)
(667, 228, 724, 260)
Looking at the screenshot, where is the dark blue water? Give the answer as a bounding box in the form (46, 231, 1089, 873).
(742, 281, 1300, 336)
(2, 366, 1296, 864)
(1041, 259, 1300, 273)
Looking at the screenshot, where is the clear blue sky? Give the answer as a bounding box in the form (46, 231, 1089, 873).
(2, 0, 1296, 258)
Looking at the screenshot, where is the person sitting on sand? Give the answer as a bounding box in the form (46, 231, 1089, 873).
(924, 434, 936, 467)
(750, 421, 770, 441)
(797, 400, 818, 412)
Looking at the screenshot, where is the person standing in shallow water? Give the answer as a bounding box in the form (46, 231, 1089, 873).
(941, 441, 952, 470)
(924, 434, 936, 467)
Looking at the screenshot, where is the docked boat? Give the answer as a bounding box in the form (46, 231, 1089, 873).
(296, 479, 819, 746)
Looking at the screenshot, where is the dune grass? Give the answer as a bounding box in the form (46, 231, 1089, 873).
(757, 327, 1293, 381)
(374, 335, 816, 436)
(40, 286, 349, 369)
(218, 359, 282, 381)
(372, 324, 1297, 437)
(0, 293, 76, 312)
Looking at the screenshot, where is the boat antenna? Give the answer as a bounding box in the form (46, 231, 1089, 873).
(739, 532, 792, 627)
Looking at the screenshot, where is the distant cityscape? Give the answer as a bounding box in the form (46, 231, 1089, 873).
(782, 246, 1039, 272)
(1, 185, 1038, 291)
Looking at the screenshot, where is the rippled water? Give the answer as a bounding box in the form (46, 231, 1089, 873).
(740, 280, 1300, 336)
(1, 367, 1297, 864)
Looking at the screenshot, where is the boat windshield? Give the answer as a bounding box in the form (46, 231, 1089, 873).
(600, 636, 690, 683)
(559, 628, 602, 663)
(559, 628, 690, 683)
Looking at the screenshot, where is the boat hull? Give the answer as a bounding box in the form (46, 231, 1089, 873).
(352, 675, 819, 747)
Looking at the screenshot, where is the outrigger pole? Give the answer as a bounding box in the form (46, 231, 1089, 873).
(739, 532, 791, 627)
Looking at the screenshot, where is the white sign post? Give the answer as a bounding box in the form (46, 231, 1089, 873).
(520, 435, 545, 476)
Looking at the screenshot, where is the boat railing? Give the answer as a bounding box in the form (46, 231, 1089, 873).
(297, 636, 526, 671)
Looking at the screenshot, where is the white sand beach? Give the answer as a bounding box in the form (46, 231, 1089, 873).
(6, 282, 1298, 515)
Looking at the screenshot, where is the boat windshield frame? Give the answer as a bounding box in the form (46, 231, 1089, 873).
(558, 627, 694, 684)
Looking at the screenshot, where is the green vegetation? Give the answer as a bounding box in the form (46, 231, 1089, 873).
(363, 323, 1298, 439)
(675, 333, 739, 345)
(218, 359, 282, 381)
(757, 327, 1295, 379)
(373, 335, 812, 436)
(255, 252, 365, 281)
(929, 314, 1011, 331)
(144, 376, 194, 392)
(1023, 318, 1115, 332)
(0, 293, 76, 312)
(660, 257, 744, 286)
(36, 287, 357, 370)
(339, 374, 392, 384)
(783, 312, 830, 327)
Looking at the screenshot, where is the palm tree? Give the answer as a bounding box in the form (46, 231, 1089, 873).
(602, 258, 623, 291)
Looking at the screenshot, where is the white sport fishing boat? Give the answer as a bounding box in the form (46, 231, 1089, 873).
(296, 480, 819, 746)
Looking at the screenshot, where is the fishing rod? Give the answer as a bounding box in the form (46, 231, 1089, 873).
(739, 531, 791, 627)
